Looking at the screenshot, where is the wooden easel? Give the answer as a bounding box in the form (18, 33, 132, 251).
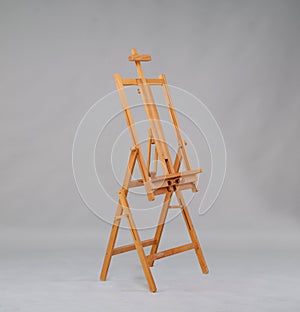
(100, 49, 208, 292)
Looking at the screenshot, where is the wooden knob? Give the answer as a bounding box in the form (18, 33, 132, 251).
(128, 48, 151, 62)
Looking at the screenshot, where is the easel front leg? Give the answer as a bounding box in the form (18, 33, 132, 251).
(119, 190, 157, 292)
(100, 202, 123, 281)
(175, 191, 209, 274)
(100, 149, 137, 281)
(149, 191, 172, 266)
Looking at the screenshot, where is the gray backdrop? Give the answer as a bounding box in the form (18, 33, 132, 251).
(1, 1, 299, 311)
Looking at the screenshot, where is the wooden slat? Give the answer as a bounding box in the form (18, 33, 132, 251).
(147, 243, 196, 263)
(122, 78, 164, 85)
(112, 238, 156, 255)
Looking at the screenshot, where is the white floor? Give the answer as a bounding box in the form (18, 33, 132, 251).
(1, 229, 299, 312)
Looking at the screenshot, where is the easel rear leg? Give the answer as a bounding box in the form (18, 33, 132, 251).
(119, 190, 157, 292)
(175, 191, 209, 274)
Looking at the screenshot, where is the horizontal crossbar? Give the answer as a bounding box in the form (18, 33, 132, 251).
(147, 243, 197, 263)
(128, 54, 151, 62)
(122, 78, 164, 86)
(112, 239, 156, 256)
(127, 181, 196, 194)
(154, 183, 197, 195)
(127, 169, 201, 189)
(152, 169, 202, 182)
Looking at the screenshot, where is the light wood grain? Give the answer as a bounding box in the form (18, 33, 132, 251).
(100, 49, 209, 292)
(122, 78, 163, 85)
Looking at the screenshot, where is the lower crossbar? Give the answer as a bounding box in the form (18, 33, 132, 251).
(147, 243, 197, 263)
(112, 239, 156, 255)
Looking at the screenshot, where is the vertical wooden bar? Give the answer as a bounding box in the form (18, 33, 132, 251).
(114, 74, 154, 201)
(119, 190, 157, 292)
(147, 129, 152, 172)
(148, 145, 183, 266)
(153, 145, 158, 175)
(100, 149, 137, 280)
(148, 191, 172, 267)
(175, 190, 209, 274)
(131, 48, 175, 174)
(100, 202, 123, 281)
(159, 74, 193, 172)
